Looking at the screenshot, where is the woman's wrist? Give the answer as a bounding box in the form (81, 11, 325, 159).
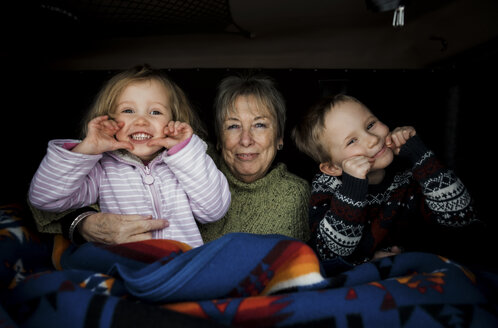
(68, 211, 95, 244)
(60, 207, 97, 244)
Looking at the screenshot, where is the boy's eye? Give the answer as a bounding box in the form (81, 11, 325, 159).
(346, 138, 357, 146)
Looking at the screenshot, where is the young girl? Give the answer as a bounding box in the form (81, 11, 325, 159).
(29, 65, 231, 248)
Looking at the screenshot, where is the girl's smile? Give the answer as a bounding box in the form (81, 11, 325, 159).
(113, 79, 173, 161)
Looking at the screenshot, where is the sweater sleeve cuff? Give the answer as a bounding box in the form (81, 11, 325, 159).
(340, 173, 369, 202)
(398, 135, 430, 164)
(167, 136, 192, 156)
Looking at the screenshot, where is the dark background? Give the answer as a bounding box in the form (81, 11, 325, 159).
(1, 0, 497, 267)
(5, 60, 496, 225)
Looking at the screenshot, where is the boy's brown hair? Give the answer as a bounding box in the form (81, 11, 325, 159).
(291, 94, 363, 164)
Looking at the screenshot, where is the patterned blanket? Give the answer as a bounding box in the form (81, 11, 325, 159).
(1, 204, 498, 327)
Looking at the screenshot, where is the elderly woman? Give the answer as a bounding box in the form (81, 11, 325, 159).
(200, 74, 310, 242)
(29, 73, 310, 245)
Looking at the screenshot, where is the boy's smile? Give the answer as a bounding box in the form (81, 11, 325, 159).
(320, 100, 394, 181)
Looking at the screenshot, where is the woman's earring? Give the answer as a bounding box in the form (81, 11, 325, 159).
(277, 144, 283, 150)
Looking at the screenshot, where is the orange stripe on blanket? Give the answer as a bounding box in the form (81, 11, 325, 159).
(261, 241, 324, 294)
(164, 295, 293, 327)
(52, 234, 71, 270)
(100, 239, 192, 263)
(163, 301, 208, 319)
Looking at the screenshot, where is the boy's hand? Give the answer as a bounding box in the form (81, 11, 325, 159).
(73, 115, 133, 155)
(386, 126, 416, 155)
(342, 155, 374, 180)
(372, 246, 403, 260)
(148, 121, 193, 150)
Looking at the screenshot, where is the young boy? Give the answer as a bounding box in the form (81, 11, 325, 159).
(292, 94, 477, 270)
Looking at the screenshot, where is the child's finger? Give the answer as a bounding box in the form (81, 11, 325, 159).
(148, 137, 169, 149)
(101, 119, 119, 131)
(164, 121, 176, 135)
(115, 141, 134, 151)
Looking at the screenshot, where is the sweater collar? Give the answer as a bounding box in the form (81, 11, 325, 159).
(107, 149, 165, 167)
(220, 160, 286, 191)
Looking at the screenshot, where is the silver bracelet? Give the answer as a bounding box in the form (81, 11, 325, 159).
(68, 211, 96, 244)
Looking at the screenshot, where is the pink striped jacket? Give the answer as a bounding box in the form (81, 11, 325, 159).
(29, 134, 231, 247)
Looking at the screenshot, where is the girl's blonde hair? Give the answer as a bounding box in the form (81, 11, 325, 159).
(81, 64, 206, 138)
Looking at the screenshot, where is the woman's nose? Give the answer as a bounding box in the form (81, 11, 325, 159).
(239, 128, 254, 147)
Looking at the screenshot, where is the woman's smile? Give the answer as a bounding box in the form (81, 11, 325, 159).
(236, 152, 258, 160)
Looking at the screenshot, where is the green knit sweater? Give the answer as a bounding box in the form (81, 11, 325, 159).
(199, 160, 311, 243)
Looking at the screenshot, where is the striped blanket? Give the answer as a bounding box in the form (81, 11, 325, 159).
(1, 204, 497, 327)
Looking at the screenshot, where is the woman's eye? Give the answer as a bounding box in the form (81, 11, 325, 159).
(254, 122, 267, 128)
(226, 124, 239, 130)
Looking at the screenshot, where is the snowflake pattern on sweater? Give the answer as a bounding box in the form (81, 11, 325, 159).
(309, 135, 477, 263)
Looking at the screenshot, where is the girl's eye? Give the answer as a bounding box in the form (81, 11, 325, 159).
(367, 121, 375, 130)
(122, 108, 133, 114)
(150, 110, 162, 115)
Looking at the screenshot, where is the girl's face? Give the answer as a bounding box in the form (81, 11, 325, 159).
(113, 79, 173, 161)
(221, 95, 282, 183)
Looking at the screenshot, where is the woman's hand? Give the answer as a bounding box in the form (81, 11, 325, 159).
(73, 115, 134, 155)
(78, 212, 169, 244)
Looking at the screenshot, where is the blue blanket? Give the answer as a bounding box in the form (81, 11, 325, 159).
(1, 204, 497, 327)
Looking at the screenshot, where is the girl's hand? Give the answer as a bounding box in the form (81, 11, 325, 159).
(386, 126, 416, 155)
(73, 115, 133, 155)
(148, 121, 193, 150)
(342, 155, 374, 180)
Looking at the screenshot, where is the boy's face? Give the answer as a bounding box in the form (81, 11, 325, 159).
(113, 79, 173, 161)
(320, 100, 393, 177)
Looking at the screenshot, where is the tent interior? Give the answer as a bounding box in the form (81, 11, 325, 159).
(2, 0, 498, 255)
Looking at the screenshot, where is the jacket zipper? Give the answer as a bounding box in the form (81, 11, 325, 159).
(144, 164, 163, 239)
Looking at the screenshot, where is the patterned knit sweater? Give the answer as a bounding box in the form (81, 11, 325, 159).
(309, 135, 477, 264)
(199, 159, 311, 243)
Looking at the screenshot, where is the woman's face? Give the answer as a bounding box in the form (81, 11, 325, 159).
(221, 95, 282, 183)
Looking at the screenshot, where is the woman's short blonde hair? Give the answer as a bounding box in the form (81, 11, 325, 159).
(292, 94, 363, 164)
(81, 64, 206, 138)
(213, 73, 286, 148)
